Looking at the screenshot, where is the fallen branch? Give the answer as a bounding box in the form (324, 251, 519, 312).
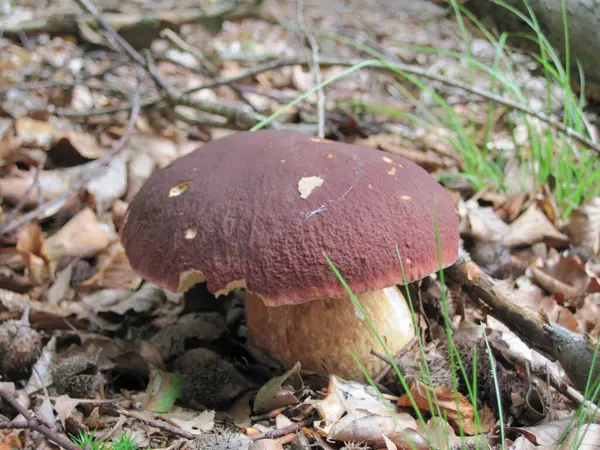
(244, 418, 313, 441)
(446, 251, 600, 395)
(0, 388, 79, 450)
(33, 55, 600, 155)
(0, 3, 263, 36)
(160, 28, 261, 114)
(117, 408, 196, 440)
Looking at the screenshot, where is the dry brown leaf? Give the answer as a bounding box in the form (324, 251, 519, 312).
(566, 197, 600, 255)
(397, 380, 490, 435)
(162, 408, 215, 436)
(326, 410, 428, 449)
(126, 132, 179, 168)
(86, 154, 129, 213)
(0, 168, 72, 208)
(111, 199, 129, 231)
(46, 260, 74, 304)
(43, 207, 114, 260)
(310, 375, 393, 426)
(16, 223, 50, 285)
(558, 423, 600, 449)
(249, 439, 284, 450)
(508, 417, 584, 446)
(576, 294, 600, 334)
(253, 362, 302, 413)
(0, 287, 90, 330)
(15, 117, 54, 149)
(78, 242, 142, 290)
(499, 192, 529, 223)
(0, 118, 20, 162)
(458, 199, 508, 242)
(424, 417, 460, 450)
(126, 150, 156, 201)
(55, 132, 109, 159)
(530, 267, 581, 299)
(53, 395, 81, 428)
(501, 204, 569, 248)
(531, 255, 599, 304)
(515, 275, 581, 331)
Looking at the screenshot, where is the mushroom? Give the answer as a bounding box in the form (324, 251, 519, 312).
(120, 130, 460, 380)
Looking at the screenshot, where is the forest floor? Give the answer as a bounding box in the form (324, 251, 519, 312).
(1, 0, 600, 449)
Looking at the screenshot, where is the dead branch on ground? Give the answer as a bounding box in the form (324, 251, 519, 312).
(447, 251, 600, 395)
(0, 388, 80, 450)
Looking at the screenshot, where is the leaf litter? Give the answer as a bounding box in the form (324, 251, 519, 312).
(0, 0, 599, 449)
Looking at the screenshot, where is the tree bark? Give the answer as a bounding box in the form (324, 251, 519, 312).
(465, 0, 600, 94)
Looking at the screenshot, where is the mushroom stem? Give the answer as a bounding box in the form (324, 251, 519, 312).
(244, 286, 416, 380)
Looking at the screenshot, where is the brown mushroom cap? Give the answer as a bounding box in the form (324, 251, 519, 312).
(121, 130, 459, 305)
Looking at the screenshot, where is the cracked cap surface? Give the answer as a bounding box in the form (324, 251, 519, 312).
(120, 130, 460, 306)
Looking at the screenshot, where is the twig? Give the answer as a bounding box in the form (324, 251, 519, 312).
(73, 0, 145, 66)
(446, 250, 600, 394)
(245, 419, 312, 441)
(40, 56, 600, 155)
(296, 0, 325, 138)
(0, 388, 79, 450)
(117, 408, 196, 440)
(0, 78, 142, 236)
(371, 336, 418, 383)
(160, 28, 261, 113)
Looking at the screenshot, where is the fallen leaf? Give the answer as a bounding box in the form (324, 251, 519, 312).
(507, 417, 578, 446)
(54, 132, 110, 159)
(85, 153, 128, 213)
(79, 242, 142, 290)
(161, 408, 215, 435)
(566, 197, 600, 255)
(142, 364, 182, 413)
(16, 223, 50, 285)
(249, 439, 284, 450)
(502, 204, 569, 248)
(425, 417, 459, 450)
(15, 117, 53, 148)
(24, 335, 56, 395)
(326, 410, 427, 449)
(53, 395, 81, 428)
(397, 379, 492, 435)
(310, 375, 393, 426)
(45, 260, 74, 304)
(80, 283, 163, 316)
(253, 361, 302, 413)
(559, 423, 600, 449)
(458, 199, 508, 242)
(126, 132, 179, 168)
(35, 396, 56, 426)
(43, 207, 114, 260)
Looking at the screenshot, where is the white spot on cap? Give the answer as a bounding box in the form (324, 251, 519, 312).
(169, 181, 191, 197)
(311, 137, 331, 144)
(382, 156, 393, 163)
(400, 195, 412, 200)
(185, 226, 197, 239)
(298, 176, 324, 199)
(388, 167, 397, 176)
